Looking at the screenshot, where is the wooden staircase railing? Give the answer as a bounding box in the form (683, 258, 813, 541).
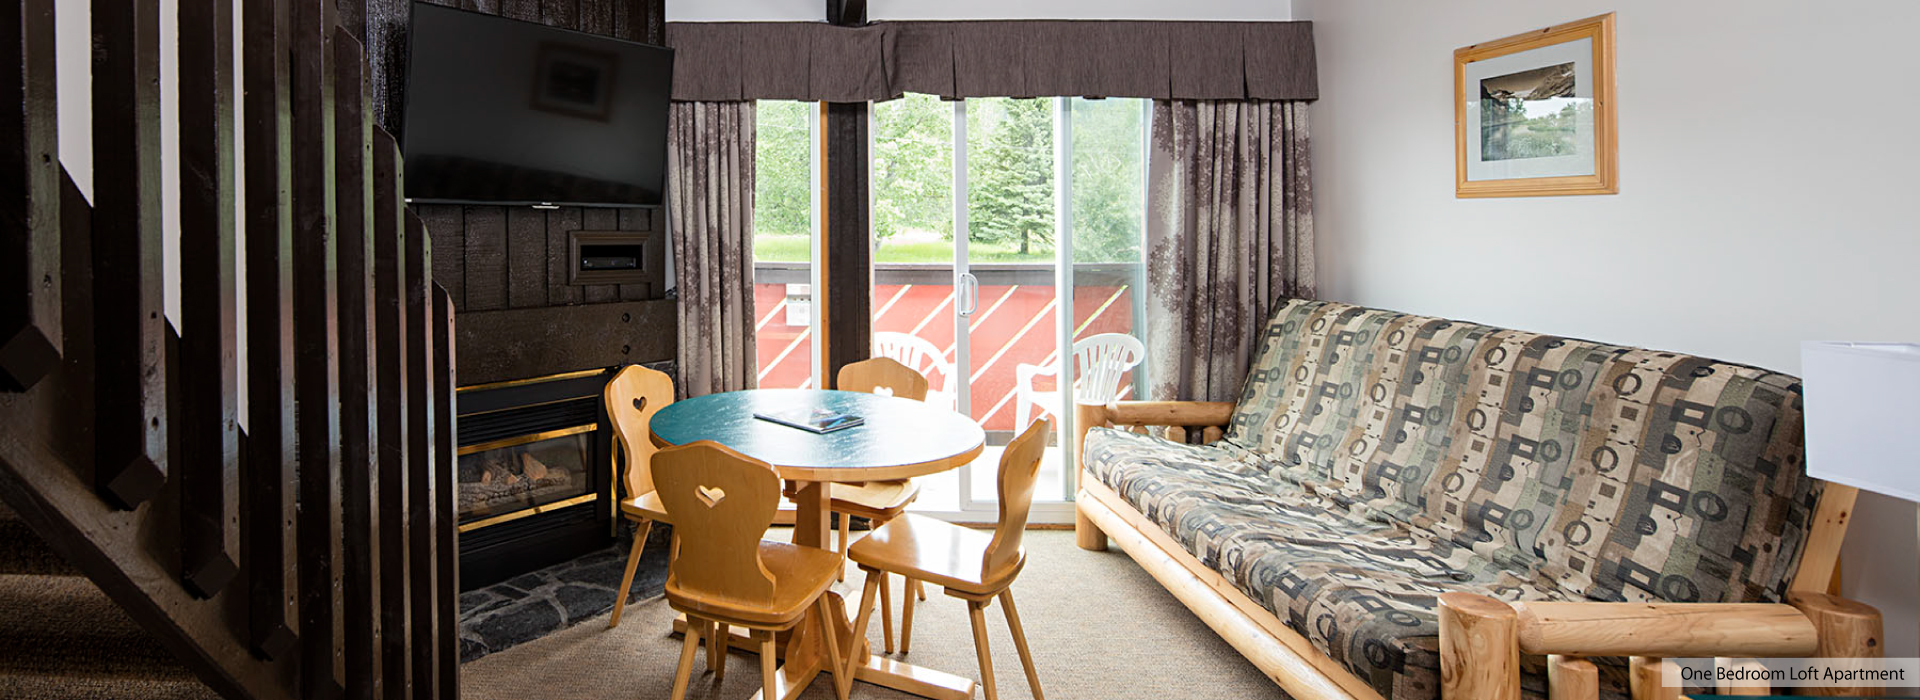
(0, 1, 460, 698)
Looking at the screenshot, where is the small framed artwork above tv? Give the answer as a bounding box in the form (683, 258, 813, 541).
(1454, 13, 1617, 198)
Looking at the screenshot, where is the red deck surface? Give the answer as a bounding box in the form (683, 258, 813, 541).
(753, 281, 1136, 432)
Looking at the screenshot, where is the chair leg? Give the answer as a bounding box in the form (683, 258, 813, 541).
(879, 572, 894, 654)
(900, 577, 916, 654)
(760, 631, 779, 700)
(851, 569, 882, 648)
(999, 590, 1044, 700)
(837, 513, 850, 582)
(607, 519, 650, 629)
(818, 597, 851, 700)
(915, 579, 926, 601)
(710, 622, 730, 679)
(669, 616, 702, 700)
(969, 600, 999, 700)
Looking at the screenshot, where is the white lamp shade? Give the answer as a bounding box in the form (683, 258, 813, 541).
(1800, 341, 1920, 503)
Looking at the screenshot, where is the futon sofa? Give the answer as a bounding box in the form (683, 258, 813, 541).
(1072, 299, 1880, 700)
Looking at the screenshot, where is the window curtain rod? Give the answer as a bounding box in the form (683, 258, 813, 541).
(663, 20, 1317, 103)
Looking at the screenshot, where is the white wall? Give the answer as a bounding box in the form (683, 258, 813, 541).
(666, 0, 1290, 22)
(1297, 0, 1920, 659)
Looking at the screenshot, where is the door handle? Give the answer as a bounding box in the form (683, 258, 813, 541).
(957, 272, 979, 317)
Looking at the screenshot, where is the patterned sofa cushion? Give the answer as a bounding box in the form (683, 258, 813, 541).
(1224, 299, 1822, 605)
(1084, 428, 1631, 700)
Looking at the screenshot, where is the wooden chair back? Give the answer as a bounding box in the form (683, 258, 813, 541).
(983, 419, 1052, 577)
(836, 356, 930, 402)
(604, 364, 676, 497)
(651, 441, 781, 606)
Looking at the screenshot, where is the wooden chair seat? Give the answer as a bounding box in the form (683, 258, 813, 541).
(665, 540, 842, 627)
(619, 490, 670, 521)
(849, 513, 1025, 597)
(826, 479, 918, 517)
(845, 420, 1052, 700)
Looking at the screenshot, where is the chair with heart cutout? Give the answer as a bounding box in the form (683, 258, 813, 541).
(653, 440, 851, 700)
(604, 363, 677, 629)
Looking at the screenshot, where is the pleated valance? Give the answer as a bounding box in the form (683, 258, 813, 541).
(663, 20, 1317, 103)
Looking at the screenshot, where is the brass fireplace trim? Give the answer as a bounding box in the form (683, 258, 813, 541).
(456, 367, 607, 394)
(456, 423, 597, 457)
(458, 492, 601, 534)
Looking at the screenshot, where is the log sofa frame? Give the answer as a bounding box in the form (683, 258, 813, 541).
(1070, 401, 1885, 700)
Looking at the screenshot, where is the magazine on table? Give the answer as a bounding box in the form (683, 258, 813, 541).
(753, 407, 865, 434)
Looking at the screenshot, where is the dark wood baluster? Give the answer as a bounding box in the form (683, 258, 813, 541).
(405, 210, 442, 700)
(89, 0, 167, 510)
(372, 127, 412, 700)
(0, 0, 62, 393)
(290, 0, 342, 694)
(335, 26, 383, 699)
(175, 0, 240, 599)
(240, 0, 299, 662)
(432, 282, 460, 699)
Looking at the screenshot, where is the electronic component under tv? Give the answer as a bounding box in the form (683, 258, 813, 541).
(401, 2, 673, 208)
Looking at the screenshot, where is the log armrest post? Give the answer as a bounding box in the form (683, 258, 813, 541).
(1073, 401, 1110, 551)
(1439, 592, 1520, 700)
(1547, 655, 1599, 700)
(1787, 592, 1885, 698)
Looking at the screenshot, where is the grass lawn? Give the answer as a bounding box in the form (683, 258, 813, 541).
(752, 232, 1053, 264)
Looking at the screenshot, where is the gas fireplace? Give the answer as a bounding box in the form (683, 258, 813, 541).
(455, 369, 617, 590)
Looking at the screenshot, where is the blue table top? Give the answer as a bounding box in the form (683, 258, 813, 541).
(648, 389, 986, 481)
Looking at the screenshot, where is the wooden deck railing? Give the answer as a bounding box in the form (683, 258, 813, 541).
(0, 1, 459, 698)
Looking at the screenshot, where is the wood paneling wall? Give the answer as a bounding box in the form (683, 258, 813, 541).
(351, 0, 673, 385)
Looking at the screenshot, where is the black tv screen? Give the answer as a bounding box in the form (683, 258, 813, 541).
(402, 2, 673, 207)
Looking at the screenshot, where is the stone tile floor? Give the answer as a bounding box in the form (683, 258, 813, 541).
(456, 524, 672, 662)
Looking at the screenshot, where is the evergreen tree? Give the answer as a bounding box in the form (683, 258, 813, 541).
(969, 99, 1054, 256)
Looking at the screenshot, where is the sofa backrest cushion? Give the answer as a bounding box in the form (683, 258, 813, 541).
(1228, 299, 1822, 604)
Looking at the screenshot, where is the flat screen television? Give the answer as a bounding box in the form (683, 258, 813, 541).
(401, 2, 673, 207)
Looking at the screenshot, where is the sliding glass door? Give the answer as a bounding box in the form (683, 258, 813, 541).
(869, 95, 1148, 521)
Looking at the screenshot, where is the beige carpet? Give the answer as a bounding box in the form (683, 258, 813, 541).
(462, 529, 1287, 699)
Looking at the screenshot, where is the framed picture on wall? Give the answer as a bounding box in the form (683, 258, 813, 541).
(1454, 13, 1617, 198)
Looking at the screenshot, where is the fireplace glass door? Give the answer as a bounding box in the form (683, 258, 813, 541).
(457, 426, 598, 527)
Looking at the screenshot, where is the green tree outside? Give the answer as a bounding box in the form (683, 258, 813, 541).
(752, 96, 1146, 265)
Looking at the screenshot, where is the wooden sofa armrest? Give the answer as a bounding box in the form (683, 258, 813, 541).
(1097, 400, 1236, 427)
(1440, 592, 1885, 700)
(1510, 600, 1818, 657)
(1071, 400, 1234, 552)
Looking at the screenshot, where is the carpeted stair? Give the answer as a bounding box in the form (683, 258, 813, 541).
(0, 502, 218, 699)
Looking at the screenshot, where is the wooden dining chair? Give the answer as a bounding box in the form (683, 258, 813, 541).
(654, 441, 851, 700)
(604, 364, 675, 629)
(811, 356, 931, 653)
(846, 419, 1052, 700)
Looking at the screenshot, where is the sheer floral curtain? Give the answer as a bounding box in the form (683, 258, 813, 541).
(1143, 100, 1315, 403)
(667, 101, 758, 397)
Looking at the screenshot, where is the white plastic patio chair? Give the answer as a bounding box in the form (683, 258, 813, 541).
(873, 332, 957, 411)
(1014, 333, 1147, 430)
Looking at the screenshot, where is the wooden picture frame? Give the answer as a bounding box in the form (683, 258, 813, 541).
(1454, 13, 1617, 198)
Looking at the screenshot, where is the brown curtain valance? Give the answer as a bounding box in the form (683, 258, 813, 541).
(664, 20, 1317, 102)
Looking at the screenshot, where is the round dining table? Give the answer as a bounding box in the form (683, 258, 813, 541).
(649, 388, 986, 700)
